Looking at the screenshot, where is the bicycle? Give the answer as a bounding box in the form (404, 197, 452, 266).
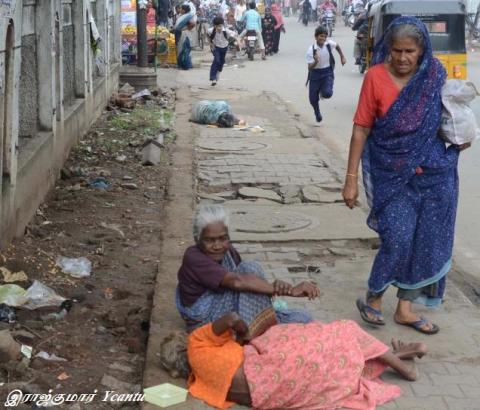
(196, 16, 209, 50)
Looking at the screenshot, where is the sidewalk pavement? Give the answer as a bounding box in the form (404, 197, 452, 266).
(142, 71, 480, 410)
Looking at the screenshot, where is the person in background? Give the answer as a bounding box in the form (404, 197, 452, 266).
(174, 4, 196, 70)
(301, 0, 312, 25)
(208, 16, 237, 85)
(235, 0, 247, 21)
(240, 1, 267, 60)
(271, 4, 285, 53)
(262, 7, 277, 56)
(306, 25, 346, 123)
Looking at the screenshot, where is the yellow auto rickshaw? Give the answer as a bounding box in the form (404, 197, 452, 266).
(366, 0, 468, 79)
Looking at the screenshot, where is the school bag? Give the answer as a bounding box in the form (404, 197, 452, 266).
(305, 43, 335, 86)
(209, 28, 229, 42)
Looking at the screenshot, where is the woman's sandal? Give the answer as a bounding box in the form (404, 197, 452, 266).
(356, 298, 385, 326)
(394, 316, 440, 335)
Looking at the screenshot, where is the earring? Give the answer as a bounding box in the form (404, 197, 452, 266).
(387, 54, 392, 63)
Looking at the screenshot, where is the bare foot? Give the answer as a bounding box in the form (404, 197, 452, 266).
(397, 359, 418, 381)
(392, 339, 428, 360)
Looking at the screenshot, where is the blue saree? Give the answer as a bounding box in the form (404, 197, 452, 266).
(174, 12, 194, 70)
(362, 17, 460, 306)
(176, 251, 312, 332)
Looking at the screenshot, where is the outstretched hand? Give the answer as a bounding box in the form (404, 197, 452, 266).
(291, 281, 320, 300)
(273, 279, 293, 296)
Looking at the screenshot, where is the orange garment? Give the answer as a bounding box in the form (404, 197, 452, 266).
(354, 64, 401, 128)
(187, 323, 244, 409)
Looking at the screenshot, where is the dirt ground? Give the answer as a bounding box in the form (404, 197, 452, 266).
(0, 88, 176, 409)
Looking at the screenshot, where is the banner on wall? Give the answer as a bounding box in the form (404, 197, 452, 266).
(121, 0, 158, 63)
(0, 0, 16, 18)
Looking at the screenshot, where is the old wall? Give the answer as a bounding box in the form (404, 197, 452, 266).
(0, 0, 121, 245)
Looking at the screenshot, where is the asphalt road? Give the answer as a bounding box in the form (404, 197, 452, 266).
(184, 16, 480, 280)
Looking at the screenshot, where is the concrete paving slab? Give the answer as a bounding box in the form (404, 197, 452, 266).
(225, 201, 376, 242)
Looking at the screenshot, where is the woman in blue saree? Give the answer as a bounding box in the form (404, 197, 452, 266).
(342, 17, 471, 334)
(174, 5, 195, 70)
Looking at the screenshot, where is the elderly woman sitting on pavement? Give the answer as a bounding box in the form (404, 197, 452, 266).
(176, 204, 320, 334)
(161, 312, 427, 410)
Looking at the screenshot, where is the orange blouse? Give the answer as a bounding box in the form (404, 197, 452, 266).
(187, 323, 244, 409)
(353, 64, 401, 128)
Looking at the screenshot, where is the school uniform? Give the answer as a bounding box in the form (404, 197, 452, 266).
(208, 27, 236, 82)
(305, 39, 336, 121)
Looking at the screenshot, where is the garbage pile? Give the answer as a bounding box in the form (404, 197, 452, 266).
(109, 83, 175, 112)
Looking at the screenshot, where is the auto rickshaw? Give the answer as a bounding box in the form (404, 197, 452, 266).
(365, 0, 467, 79)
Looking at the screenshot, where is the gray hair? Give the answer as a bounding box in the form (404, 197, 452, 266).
(193, 204, 230, 243)
(160, 331, 190, 379)
(386, 24, 425, 50)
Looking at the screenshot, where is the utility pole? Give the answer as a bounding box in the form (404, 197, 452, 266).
(137, 0, 149, 67)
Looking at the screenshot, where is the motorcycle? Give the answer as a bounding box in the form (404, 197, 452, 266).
(321, 9, 335, 37)
(245, 30, 258, 61)
(343, 4, 354, 27)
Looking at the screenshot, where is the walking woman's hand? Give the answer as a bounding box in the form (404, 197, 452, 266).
(343, 177, 359, 209)
(457, 142, 472, 151)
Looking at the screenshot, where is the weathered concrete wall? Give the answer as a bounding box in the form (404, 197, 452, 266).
(0, 0, 121, 246)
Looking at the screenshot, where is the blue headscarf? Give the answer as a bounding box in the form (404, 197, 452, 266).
(362, 16, 458, 228)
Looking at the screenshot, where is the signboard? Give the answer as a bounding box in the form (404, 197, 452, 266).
(0, 0, 16, 18)
(121, 0, 158, 64)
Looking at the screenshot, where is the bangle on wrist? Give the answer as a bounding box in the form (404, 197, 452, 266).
(346, 173, 358, 178)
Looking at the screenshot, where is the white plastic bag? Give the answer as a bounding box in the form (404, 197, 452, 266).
(56, 256, 92, 278)
(23, 280, 66, 310)
(439, 80, 480, 145)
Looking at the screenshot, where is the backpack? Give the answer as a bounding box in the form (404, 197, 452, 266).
(305, 43, 336, 86)
(209, 28, 228, 42)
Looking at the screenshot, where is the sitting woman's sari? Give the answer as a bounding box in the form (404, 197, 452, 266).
(174, 11, 194, 70)
(362, 16, 460, 305)
(176, 251, 312, 334)
(188, 320, 402, 409)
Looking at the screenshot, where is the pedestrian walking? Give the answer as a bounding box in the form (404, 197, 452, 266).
(207, 16, 237, 86)
(271, 4, 286, 53)
(262, 7, 277, 56)
(342, 16, 471, 334)
(305, 25, 346, 123)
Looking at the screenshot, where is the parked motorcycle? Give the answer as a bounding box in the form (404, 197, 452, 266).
(245, 30, 258, 61)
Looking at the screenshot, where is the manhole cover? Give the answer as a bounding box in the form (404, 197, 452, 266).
(230, 208, 312, 233)
(197, 138, 268, 152)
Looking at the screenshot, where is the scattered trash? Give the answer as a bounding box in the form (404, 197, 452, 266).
(104, 288, 114, 300)
(144, 383, 188, 408)
(122, 175, 133, 181)
(141, 137, 164, 166)
(119, 83, 135, 95)
(0, 284, 27, 307)
(121, 183, 138, 190)
(0, 329, 22, 361)
(0, 303, 16, 322)
(233, 125, 266, 133)
(35, 351, 68, 362)
(57, 372, 70, 381)
(41, 307, 68, 322)
(23, 280, 66, 310)
(21, 344, 33, 359)
(88, 177, 111, 190)
(116, 154, 127, 163)
(56, 256, 92, 278)
(100, 222, 125, 238)
(132, 89, 152, 100)
(0, 267, 29, 283)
